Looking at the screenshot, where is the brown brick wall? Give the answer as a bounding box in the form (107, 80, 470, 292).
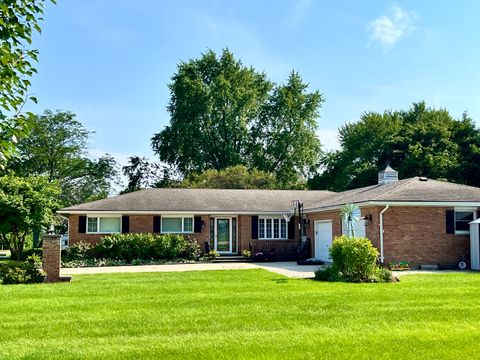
(194, 215, 210, 250)
(306, 206, 475, 267)
(43, 234, 61, 282)
(68, 214, 211, 248)
(238, 215, 251, 254)
(69, 207, 473, 267)
(129, 215, 153, 233)
(381, 206, 471, 266)
(68, 213, 299, 253)
(68, 215, 103, 245)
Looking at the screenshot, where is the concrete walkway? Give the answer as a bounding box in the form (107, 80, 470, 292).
(61, 261, 322, 279)
(60, 262, 466, 279)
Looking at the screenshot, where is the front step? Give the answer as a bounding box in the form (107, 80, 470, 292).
(213, 255, 249, 263)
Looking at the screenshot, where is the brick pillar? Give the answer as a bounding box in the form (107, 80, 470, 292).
(42, 234, 62, 283)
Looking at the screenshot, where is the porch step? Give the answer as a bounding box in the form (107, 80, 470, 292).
(213, 255, 249, 263)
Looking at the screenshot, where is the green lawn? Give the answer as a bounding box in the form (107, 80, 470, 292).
(1, 270, 479, 359)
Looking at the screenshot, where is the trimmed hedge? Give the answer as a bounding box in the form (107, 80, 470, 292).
(63, 233, 201, 264)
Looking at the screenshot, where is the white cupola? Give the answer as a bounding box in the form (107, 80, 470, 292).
(378, 164, 398, 185)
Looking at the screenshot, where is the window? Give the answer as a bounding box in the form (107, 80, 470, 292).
(161, 216, 194, 233)
(183, 217, 193, 232)
(87, 217, 98, 233)
(258, 217, 287, 239)
(100, 218, 121, 233)
(273, 219, 279, 238)
(455, 211, 475, 233)
(266, 219, 272, 238)
(86, 217, 121, 234)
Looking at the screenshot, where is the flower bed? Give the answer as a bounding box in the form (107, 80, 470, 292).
(389, 261, 410, 271)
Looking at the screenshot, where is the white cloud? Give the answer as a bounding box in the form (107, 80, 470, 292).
(287, 0, 313, 28)
(368, 6, 418, 51)
(317, 129, 340, 152)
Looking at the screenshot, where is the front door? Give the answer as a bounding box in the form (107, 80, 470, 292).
(315, 221, 333, 261)
(215, 218, 232, 254)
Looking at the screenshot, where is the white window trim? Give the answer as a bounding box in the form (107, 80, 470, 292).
(454, 208, 477, 235)
(161, 215, 194, 234)
(86, 215, 122, 234)
(258, 216, 288, 240)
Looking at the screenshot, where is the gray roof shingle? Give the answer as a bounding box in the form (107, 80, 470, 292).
(59, 178, 480, 214)
(306, 177, 480, 209)
(59, 188, 335, 213)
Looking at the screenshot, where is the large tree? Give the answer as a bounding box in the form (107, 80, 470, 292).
(121, 156, 180, 193)
(0, 0, 54, 167)
(0, 175, 60, 259)
(152, 49, 323, 188)
(8, 110, 118, 206)
(179, 165, 291, 189)
(309, 102, 480, 191)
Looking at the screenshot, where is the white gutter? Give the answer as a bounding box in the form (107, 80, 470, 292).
(379, 205, 389, 264)
(303, 201, 480, 213)
(366, 201, 480, 207)
(56, 210, 291, 216)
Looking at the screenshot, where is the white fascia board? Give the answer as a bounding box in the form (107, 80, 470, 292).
(366, 201, 480, 207)
(304, 201, 480, 214)
(303, 203, 370, 214)
(57, 210, 289, 216)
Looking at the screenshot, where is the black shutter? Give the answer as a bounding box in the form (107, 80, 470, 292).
(78, 215, 87, 233)
(446, 210, 455, 234)
(251, 216, 259, 239)
(288, 216, 296, 239)
(122, 215, 130, 233)
(153, 215, 161, 233)
(194, 216, 203, 233)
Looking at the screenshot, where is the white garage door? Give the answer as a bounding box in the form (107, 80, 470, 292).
(314, 221, 333, 261)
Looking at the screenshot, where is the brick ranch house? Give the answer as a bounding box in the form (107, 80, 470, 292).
(58, 166, 480, 267)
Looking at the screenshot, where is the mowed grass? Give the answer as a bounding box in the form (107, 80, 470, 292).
(1, 270, 480, 359)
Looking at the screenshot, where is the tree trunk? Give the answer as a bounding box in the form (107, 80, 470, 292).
(8, 233, 25, 260)
(32, 228, 40, 248)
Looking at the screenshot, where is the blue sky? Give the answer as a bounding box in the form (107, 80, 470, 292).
(28, 0, 480, 168)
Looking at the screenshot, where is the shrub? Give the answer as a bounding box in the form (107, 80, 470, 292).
(63, 234, 201, 264)
(201, 250, 219, 262)
(180, 236, 202, 260)
(371, 267, 395, 283)
(328, 236, 379, 283)
(314, 236, 392, 283)
(0, 256, 45, 285)
(62, 241, 93, 262)
(91, 234, 154, 262)
(314, 266, 341, 282)
(242, 250, 252, 259)
(61, 257, 194, 268)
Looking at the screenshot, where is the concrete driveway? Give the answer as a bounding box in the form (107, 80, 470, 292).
(61, 261, 322, 279)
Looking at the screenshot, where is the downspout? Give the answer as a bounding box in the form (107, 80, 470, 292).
(379, 205, 390, 264)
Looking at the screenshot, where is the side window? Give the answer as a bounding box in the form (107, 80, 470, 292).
(455, 211, 474, 233)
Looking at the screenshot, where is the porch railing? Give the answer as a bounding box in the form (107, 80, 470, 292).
(249, 240, 299, 260)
